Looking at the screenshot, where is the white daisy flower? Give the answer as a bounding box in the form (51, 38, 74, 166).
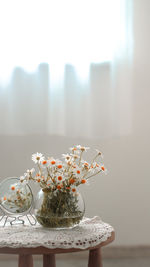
(95, 149, 103, 158)
(93, 162, 101, 171)
(73, 167, 82, 177)
(82, 160, 90, 169)
(91, 163, 106, 174)
(76, 145, 90, 152)
(69, 146, 79, 153)
(41, 160, 49, 167)
(71, 163, 77, 169)
(100, 165, 107, 174)
(70, 153, 79, 160)
(56, 161, 64, 170)
(32, 152, 44, 163)
(80, 178, 87, 184)
(56, 175, 65, 183)
(62, 154, 71, 161)
(35, 176, 42, 183)
(67, 161, 73, 166)
(56, 184, 63, 191)
(70, 185, 77, 194)
(49, 158, 59, 166)
(26, 168, 35, 175)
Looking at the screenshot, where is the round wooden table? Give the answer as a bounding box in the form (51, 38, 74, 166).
(0, 216, 115, 267)
(0, 231, 115, 267)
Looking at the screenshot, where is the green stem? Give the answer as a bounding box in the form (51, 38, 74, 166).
(56, 193, 62, 214)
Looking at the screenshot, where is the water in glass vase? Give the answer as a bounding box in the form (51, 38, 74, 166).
(34, 188, 85, 229)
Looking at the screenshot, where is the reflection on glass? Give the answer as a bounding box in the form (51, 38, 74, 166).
(0, 177, 33, 215)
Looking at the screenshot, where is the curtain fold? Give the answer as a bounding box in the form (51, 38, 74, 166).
(0, 0, 133, 138)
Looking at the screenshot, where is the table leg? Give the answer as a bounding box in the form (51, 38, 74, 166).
(43, 254, 56, 267)
(18, 254, 33, 267)
(88, 248, 103, 267)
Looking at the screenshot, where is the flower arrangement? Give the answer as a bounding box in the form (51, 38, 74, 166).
(20, 145, 106, 228)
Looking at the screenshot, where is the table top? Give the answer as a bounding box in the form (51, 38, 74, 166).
(0, 216, 114, 250)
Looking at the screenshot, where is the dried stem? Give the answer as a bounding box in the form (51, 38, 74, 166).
(86, 170, 102, 180)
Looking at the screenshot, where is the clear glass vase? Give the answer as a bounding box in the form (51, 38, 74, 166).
(0, 177, 33, 215)
(34, 188, 85, 229)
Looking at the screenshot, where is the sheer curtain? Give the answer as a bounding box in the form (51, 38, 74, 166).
(0, 0, 133, 138)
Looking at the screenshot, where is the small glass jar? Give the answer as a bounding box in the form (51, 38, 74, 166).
(0, 177, 33, 215)
(34, 188, 85, 229)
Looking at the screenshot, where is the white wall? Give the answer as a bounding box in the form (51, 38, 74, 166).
(0, 0, 150, 246)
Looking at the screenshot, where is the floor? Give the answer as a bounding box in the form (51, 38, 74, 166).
(0, 254, 150, 267)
